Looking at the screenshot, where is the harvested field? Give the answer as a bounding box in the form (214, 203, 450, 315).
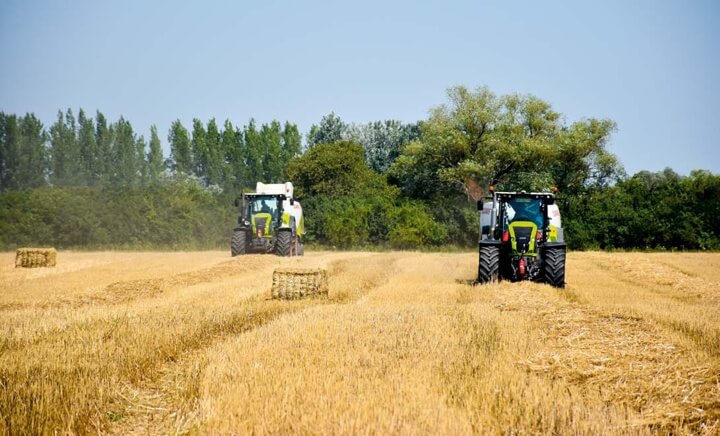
(0, 251, 718, 435)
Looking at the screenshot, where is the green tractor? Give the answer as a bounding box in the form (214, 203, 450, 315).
(231, 182, 305, 257)
(475, 190, 566, 287)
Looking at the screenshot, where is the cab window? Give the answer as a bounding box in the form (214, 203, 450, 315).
(250, 196, 278, 217)
(503, 198, 543, 229)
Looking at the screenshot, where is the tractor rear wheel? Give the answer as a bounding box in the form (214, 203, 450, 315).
(231, 230, 247, 256)
(542, 244, 566, 288)
(275, 231, 292, 257)
(476, 242, 501, 284)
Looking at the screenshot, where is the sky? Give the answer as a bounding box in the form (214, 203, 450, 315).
(1, 0, 718, 175)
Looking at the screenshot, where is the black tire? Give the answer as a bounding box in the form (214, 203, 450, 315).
(499, 252, 513, 281)
(275, 230, 291, 257)
(476, 243, 501, 284)
(542, 245, 566, 288)
(231, 230, 247, 256)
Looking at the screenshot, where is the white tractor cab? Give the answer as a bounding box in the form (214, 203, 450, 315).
(231, 182, 305, 257)
(477, 190, 566, 288)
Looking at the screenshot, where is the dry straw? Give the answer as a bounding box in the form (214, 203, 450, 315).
(15, 247, 57, 268)
(271, 268, 328, 300)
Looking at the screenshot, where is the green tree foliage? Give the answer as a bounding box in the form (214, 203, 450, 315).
(111, 117, 142, 186)
(0, 90, 717, 251)
(205, 119, 226, 186)
(306, 113, 420, 173)
(390, 86, 621, 198)
(0, 113, 47, 191)
(306, 112, 347, 148)
(0, 113, 22, 191)
(288, 141, 447, 248)
(191, 118, 207, 180)
(388, 200, 448, 248)
(0, 181, 234, 249)
(221, 119, 245, 189)
(260, 120, 283, 182)
(168, 120, 192, 175)
(136, 135, 147, 183)
(95, 111, 113, 185)
(18, 114, 48, 190)
(347, 120, 421, 173)
(147, 125, 164, 183)
(288, 141, 373, 198)
(280, 122, 302, 178)
(565, 169, 720, 249)
(49, 109, 82, 186)
(77, 110, 99, 185)
(244, 119, 263, 184)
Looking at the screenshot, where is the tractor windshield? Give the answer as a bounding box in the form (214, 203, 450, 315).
(503, 198, 543, 229)
(250, 196, 279, 218)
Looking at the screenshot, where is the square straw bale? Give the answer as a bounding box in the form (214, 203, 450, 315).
(271, 268, 328, 300)
(15, 248, 57, 268)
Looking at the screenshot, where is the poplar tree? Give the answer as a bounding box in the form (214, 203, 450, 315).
(18, 113, 48, 189)
(147, 125, 164, 182)
(244, 119, 263, 183)
(221, 119, 245, 189)
(261, 120, 283, 182)
(0, 113, 20, 191)
(77, 109, 99, 185)
(191, 118, 207, 179)
(168, 120, 192, 175)
(280, 122, 302, 178)
(204, 118, 223, 186)
(136, 134, 147, 184)
(112, 117, 139, 185)
(95, 111, 113, 185)
(49, 109, 81, 186)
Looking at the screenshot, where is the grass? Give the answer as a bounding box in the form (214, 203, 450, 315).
(1, 251, 719, 434)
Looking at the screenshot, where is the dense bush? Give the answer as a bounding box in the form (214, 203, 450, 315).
(563, 169, 720, 250)
(0, 179, 235, 250)
(288, 142, 448, 249)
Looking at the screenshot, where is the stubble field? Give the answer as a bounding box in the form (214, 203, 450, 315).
(1, 250, 719, 435)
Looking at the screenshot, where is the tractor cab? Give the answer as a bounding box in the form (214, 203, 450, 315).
(499, 194, 547, 256)
(244, 194, 284, 240)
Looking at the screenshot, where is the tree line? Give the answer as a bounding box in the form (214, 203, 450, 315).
(0, 110, 303, 192)
(1, 86, 718, 250)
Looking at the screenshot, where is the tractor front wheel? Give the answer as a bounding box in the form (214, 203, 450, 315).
(231, 230, 247, 257)
(542, 244, 566, 288)
(476, 241, 501, 285)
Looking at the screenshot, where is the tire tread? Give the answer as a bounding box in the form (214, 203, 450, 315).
(543, 246, 566, 288)
(477, 245, 500, 284)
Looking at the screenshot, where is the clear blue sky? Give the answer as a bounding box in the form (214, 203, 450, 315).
(1, 0, 718, 175)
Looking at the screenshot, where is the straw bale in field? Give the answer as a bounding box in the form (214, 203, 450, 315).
(15, 248, 57, 268)
(271, 268, 328, 300)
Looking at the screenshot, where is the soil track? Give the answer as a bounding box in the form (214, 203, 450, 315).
(0, 251, 718, 434)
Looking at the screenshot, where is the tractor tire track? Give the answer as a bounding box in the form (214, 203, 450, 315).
(491, 281, 720, 433)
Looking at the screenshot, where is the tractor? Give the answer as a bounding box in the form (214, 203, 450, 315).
(475, 189, 566, 287)
(231, 182, 305, 257)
